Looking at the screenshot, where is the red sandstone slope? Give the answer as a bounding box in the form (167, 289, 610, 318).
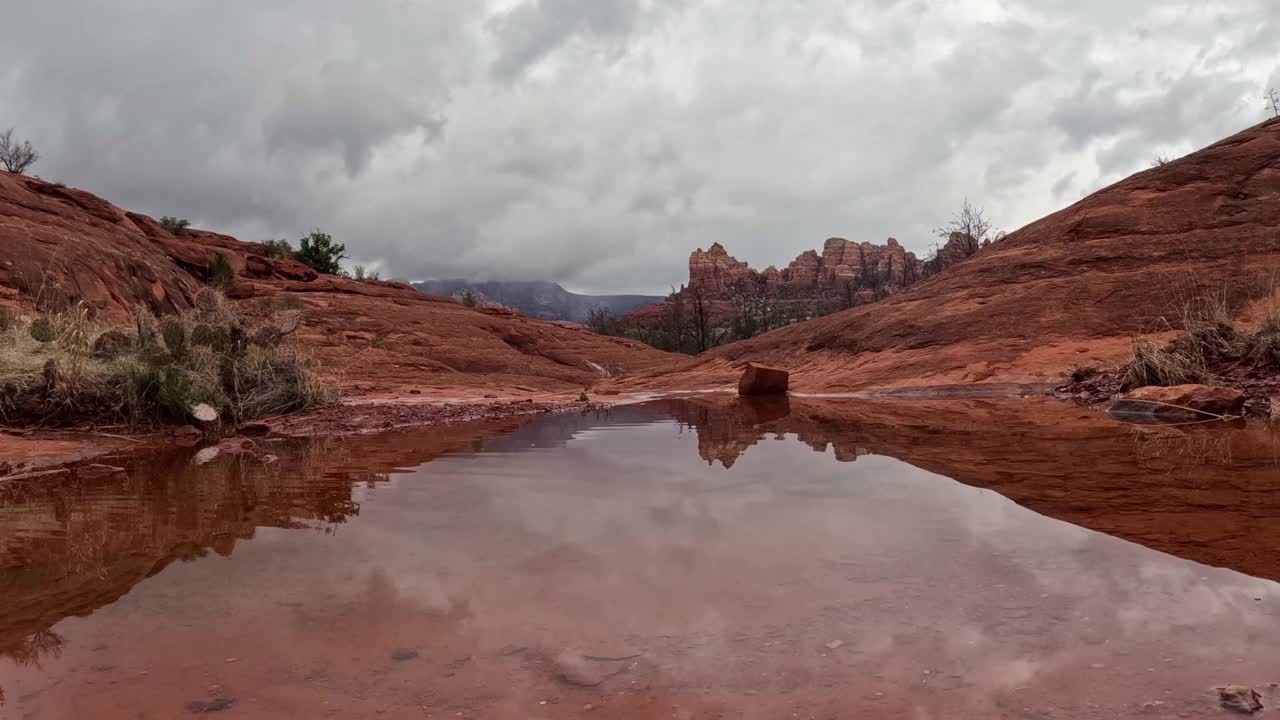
(0, 172, 676, 395)
(626, 118, 1280, 392)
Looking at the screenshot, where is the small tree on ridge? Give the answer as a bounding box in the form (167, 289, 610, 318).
(295, 230, 347, 275)
(0, 128, 39, 174)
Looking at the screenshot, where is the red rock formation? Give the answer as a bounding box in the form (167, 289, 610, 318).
(618, 117, 1280, 392)
(687, 242, 752, 294)
(683, 238, 925, 299)
(0, 172, 678, 396)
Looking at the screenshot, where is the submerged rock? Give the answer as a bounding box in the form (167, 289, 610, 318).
(738, 364, 789, 396)
(1112, 384, 1245, 419)
(1218, 685, 1263, 714)
(187, 697, 235, 713)
(553, 650, 636, 687)
(192, 446, 221, 465)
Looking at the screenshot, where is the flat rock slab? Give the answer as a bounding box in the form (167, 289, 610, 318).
(1111, 384, 1245, 420)
(738, 364, 789, 396)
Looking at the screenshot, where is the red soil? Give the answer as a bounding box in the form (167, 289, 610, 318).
(0, 172, 678, 401)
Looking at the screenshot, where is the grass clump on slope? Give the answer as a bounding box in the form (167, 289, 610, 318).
(0, 289, 334, 426)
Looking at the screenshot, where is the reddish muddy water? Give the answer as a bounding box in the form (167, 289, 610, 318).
(2, 397, 1280, 719)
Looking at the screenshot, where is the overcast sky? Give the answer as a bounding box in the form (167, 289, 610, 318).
(3, 1, 1277, 294)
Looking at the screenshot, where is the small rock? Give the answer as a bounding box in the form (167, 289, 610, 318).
(409, 389, 422, 395)
(192, 446, 221, 465)
(823, 640, 844, 651)
(259, 454, 278, 464)
(578, 391, 590, 402)
(1218, 685, 1263, 714)
(391, 648, 419, 662)
(484, 394, 499, 399)
(191, 403, 220, 424)
(583, 703, 595, 711)
(553, 651, 631, 687)
(187, 697, 235, 713)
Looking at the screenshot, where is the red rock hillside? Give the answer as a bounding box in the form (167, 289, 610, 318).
(0, 172, 677, 396)
(622, 117, 1280, 392)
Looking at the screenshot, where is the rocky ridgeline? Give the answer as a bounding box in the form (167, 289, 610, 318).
(686, 237, 928, 301)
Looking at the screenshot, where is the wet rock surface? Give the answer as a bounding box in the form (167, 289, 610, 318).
(1115, 384, 1247, 419)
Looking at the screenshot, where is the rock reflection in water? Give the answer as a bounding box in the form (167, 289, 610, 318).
(1, 398, 1279, 719)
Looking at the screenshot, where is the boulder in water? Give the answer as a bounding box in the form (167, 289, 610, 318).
(738, 364, 789, 396)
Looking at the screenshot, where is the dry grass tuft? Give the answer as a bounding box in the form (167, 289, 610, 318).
(0, 295, 335, 427)
(1122, 280, 1280, 390)
(1122, 339, 1204, 390)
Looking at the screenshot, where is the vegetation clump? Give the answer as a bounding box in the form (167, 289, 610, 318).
(0, 293, 334, 426)
(1118, 289, 1277, 390)
(259, 232, 350, 276)
(159, 216, 192, 235)
(295, 231, 347, 275)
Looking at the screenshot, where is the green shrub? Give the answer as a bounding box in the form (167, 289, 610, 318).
(210, 253, 234, 289)
(29, 317, 52, 343)
(294, 230, 347, 275)
(263, 239, 296, 260)
(461, 290, 478, 308)
(159, 216, 192, 235)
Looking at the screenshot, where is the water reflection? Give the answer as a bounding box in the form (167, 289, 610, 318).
(2, 398, 1279, 718)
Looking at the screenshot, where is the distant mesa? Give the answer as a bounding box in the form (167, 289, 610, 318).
(411, 279, 662, 324)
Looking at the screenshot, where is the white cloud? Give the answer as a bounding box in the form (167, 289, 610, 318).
(1, 0, 1276, 294)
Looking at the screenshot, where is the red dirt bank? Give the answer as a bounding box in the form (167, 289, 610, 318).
(0, 171, 677, 401)
(615, 117, 1280, 393)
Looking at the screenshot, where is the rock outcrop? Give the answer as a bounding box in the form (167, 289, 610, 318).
(0, 172, 678, 396)
(618, 117, 1280, 392)
(685, 238, 925, 299)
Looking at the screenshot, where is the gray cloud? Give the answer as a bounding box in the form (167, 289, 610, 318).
(1, 0, 1278, 294)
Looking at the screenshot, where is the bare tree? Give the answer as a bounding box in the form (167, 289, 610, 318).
(0, 128, 39, 174)
(1267, 88, 1280, 118)
(1151, 154, 1171, 167)
(931, 199, 1003, 271)
(586, 305, 621, 335)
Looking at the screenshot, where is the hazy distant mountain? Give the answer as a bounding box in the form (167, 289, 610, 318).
(411, 279, 662, 323)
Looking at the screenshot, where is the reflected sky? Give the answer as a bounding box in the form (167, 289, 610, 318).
(2, 401, 1278, 719)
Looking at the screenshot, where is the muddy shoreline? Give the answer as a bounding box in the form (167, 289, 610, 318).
(3, 376, 1270, 484)
(0, 395, 617, 483)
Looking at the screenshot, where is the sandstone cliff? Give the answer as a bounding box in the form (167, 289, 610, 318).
(0, 172, 677, 395)
(686, 237, 926, 298)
